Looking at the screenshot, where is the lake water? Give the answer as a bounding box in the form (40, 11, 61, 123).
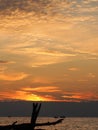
(0, 117, 98, 130)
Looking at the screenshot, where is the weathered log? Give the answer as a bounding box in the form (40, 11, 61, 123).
(0, 118, 64, 130)
(36, 118, 64, 126)
(31, 103, 41, 129)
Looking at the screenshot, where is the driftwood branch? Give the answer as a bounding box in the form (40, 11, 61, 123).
(0, 103, 64, 130)
(0, 119, 64, 130)
(31, 103, 41, 129)
(36, 118, 64, 126)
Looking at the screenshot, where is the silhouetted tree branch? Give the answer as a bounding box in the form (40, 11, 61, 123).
(0, 103, 64, 130)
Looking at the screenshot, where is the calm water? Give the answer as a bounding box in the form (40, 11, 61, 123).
(0, 117, 98, 130)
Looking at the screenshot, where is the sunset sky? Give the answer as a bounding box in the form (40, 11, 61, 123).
(0, 0, 98, 102)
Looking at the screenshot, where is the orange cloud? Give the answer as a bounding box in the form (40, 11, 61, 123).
(22, 86, 61, 93)
(0, 66, 7, 72)
(87, 73, 96, 78)
(32, 77, 49, 84)
(62, 92, 98, 102)
(0, 72, 28, 81)
(0, 60, 10, 64)
(68, 67, 79, 71)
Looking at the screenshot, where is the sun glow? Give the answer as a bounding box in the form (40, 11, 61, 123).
(24, 94, 47, 101)
(0, 90, 55, 101)
(14, 91, 53, 101)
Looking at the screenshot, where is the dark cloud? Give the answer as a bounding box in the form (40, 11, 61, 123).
(0, 60, 9, 64)
(0, 0, 70, 16)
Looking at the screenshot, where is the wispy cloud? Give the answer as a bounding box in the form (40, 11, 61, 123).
(62, 91, 98, 102)
(87, 73, 96, 78)
(0, 60, 14, 64)
(0, 66, 7, 72)
(0, 72, 28, 81)
(68, 67, 79, 71)
(22, 86, 61, 93)
(31, 54, 75, 67)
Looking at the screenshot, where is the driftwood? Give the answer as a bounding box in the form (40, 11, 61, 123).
(0, 118, 64, 130)
(31, 103, 41, 129)
(0, 103, 64, 130)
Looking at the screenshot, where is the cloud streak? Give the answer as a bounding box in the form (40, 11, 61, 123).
(62, 91, 98, 102)
(0, 72, 28, 81)
(0, 60, 13, 64)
